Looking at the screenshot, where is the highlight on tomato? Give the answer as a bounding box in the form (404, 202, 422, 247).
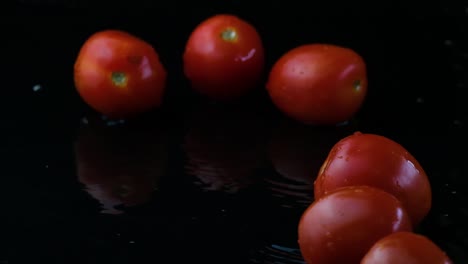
(314, 132, 432, 226)
(361, 232, 453, 264)
(183, 14, 265, 100)
(74, 30, 167, 119)
(266, 44, 367, 125)
(298, 185, 412, 264)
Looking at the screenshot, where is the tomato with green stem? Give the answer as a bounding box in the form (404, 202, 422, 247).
(74, 30, 167, 118)
(183, 14, 265, 100)
(266, 44, 367, 125)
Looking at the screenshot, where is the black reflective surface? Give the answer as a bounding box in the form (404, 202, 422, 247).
(3, 3, 468, 264)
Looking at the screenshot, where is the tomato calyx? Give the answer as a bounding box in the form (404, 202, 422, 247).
(220, 28, 238, 42)
(111, 72, 128, 88)
(353, 80, 362, 92)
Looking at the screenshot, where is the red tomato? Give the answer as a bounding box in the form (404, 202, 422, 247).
(74, 30, 167, 118)
(314, 132, 431, 226)
(298, 186, 412, 264)
(183, 14, 265, 100)
(266, 44, 367, 125)
(361, 232, 453, 264)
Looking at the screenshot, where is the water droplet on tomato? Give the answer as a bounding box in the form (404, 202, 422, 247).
(235, 48, 256, 62)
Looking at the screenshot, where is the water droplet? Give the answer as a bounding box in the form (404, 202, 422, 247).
(444, 39, 453, 46)
(416, 97, 424, 103)
(106, 119, 126, 126)
(32, 84, 42, 92)
(129, 241, 135, 244)
(451, 190, 457, 194)
(81, 117, 89, 124)
(45, 164, 49, 169)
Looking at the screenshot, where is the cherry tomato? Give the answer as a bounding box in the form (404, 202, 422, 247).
(183, 14, 265, 100)
(74, 30, 167, 118)
(298, 186, 412, 264)
(314, 132, 431, 226)
(266, 44, 367, 125)
(362, 232, 453, 264)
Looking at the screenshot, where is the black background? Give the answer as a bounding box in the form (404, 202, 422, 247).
(2, 1, 468, 263)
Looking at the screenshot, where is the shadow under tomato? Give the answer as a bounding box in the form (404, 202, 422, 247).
(266, 117, 356, 209)
(181, 101, 270, 194)
(74, 114, 169, 214)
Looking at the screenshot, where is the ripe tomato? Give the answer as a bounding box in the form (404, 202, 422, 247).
(361, 232, 453, 264)
(266, 44, 367, 125)
(74, 30, 167, 118)
(298, 186, 412, 264)
(314, 132, 431, 226)
(183, 14, 265, 100)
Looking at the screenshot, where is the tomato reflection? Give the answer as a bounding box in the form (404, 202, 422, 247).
(74, 115, 168, 214)
(266, 118, 354, 208)
(249, 244, 305, 263)
(182, 103, 269, 193)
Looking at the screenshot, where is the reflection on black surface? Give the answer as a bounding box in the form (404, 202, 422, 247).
(266, 118, 355, 208)
(182, 103, 269, 193)
(74, 115, 168, 214)
(250, 244, 305, 264)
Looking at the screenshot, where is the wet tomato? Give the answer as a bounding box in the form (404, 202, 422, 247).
(266, 44, 367, 125)
(362, 232, 453, 264)
(183, 14, 265, 100)
(298, 186, 412, 264)
(314, 132, 431, 226)
(74, 30, 167, 118)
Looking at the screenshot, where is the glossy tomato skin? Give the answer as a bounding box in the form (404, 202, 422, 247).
(361, 232, 453, 264)
(183, 14, 265, 100)
(74, 30, 167, 118)
(298, 186, 412, 264)
(314, 132, 431, 226)
(266, 44, 367, 125)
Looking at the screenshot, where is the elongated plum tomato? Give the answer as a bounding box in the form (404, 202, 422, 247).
(183, 14, 265, 100)
(266, 44, 367, 125)
(74, 30, 167, 119)
(362, 232, 453, 264)
(298, 186, 412, 264)
(314, 132, 431, 226)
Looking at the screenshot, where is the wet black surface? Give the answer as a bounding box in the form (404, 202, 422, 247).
(2, 3, 468, 264)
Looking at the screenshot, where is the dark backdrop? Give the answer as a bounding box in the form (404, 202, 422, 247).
(2, 2, 467, 263)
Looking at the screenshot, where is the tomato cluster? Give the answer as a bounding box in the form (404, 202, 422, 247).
(72, 13, 453, 263)
(74, 14, 366, 124)
(298, 132, 452, 264)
